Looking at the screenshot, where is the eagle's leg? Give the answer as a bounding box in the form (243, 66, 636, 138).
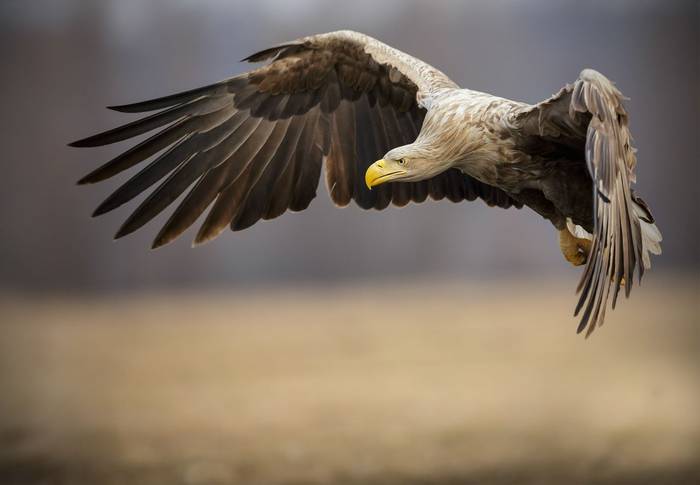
(559, 228, 591, 266)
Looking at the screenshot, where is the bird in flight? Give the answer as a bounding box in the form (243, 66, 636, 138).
(70, 30, 661, 335)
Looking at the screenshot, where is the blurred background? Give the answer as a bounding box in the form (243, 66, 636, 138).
(0, 1, 698, 484)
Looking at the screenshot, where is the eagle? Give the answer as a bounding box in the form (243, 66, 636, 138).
(70, 30, 662, 335)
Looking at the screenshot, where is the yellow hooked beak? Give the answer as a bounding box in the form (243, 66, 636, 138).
(365, 159, 406, 189)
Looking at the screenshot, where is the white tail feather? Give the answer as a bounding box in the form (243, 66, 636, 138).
(633, 199, 662, 269)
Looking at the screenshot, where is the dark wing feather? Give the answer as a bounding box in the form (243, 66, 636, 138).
(71, 31, 518, 248)
(515, 69, 661, 335)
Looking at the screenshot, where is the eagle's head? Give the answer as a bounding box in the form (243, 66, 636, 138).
(364, 144, 453, 189)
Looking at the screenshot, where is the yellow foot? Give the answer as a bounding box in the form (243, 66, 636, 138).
(559, 229, 591, 267)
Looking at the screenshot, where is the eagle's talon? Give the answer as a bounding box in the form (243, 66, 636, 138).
(569, 250, 587, 266)
(559, 229, 591, 267)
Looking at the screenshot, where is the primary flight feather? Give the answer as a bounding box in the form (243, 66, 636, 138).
(70, 30, 662, 335)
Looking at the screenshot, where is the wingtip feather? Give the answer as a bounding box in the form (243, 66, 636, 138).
(92, 199, 117, 217)
(192, 225, 224, 247)
(151, 229, 180, 250)
(113, 219, 141, 240)
(76, 175, 93, 186)
(192, 233, 214, 247)
(68, 137, 101, 148)
(106, 104, 141, 113)
(151, 238, 168, 250)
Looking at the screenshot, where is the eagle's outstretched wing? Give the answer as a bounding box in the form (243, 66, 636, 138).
(71, 30, 519, 248)
(516, 69, 662, 335)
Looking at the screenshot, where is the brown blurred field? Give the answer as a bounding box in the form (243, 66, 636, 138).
(1, 276, 698, 485)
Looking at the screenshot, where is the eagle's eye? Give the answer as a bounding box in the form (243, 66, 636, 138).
(398, 158, 407, 165)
